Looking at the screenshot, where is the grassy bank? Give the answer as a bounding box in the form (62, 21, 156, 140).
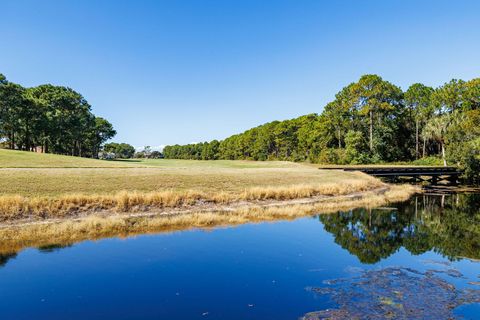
(1, 150, 370, 197)
(0, 149, 417, 224)
(0, 184, 417, 256)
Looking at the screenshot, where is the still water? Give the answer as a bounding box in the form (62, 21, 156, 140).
(0, 193, 479, 319)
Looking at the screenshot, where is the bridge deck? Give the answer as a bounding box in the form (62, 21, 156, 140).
(319, 166, 463, 183)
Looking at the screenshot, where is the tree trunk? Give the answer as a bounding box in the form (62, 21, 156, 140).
(441, 143, 447, 167)
(25, 124, 30, 151)
(338, 129, 341, 148)
(423, 136, 426, 158)
(369, 110, 373, 151)
(415, 119, 419, 159)
(8, 132, 13, 149)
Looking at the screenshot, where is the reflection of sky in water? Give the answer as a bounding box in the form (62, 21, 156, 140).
(0, 194, 479, 319)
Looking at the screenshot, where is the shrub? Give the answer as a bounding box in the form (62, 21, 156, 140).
(412, 156, 443, 166)
(318, 148, 347, 164)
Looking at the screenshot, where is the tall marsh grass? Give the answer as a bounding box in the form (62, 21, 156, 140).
(0, 177, 385, 222)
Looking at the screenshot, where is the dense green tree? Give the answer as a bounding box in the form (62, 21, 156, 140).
(431, 79, 466, 113)
(463, 78, 480, 110)
(405, 83, 434, 158)
(0, 77, 31, 149)
(350, 75, 403, 153)
(104, 142, 135, 159)
(0, 73, 116, 158)
(344, 130, 367, 163)
(201, 140, 219, 160)
(445, 110, 480, 182)
(87, 117, 116, 158)
(296, 114, 324, 162)
(322, 100, 351, 149)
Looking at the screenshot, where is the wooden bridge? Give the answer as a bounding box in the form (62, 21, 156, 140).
(319, 166, 463, 184)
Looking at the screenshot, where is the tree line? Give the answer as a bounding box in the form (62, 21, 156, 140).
(164, 74, 480, 182)
(0, 73, 116, 158)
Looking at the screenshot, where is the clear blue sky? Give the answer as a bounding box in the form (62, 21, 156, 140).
(2, 0, 479, 148)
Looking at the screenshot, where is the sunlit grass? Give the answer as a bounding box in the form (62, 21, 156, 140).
(0, 149, 405, 222)
(0, 149, 137, 168)
(0, 150, 373, 197)
(0, 149, 303, 169)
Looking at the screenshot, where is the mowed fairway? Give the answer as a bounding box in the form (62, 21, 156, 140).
(0, 149, 373, 197)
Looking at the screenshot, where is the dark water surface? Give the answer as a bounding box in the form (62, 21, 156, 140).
(1, 193, 480, 319)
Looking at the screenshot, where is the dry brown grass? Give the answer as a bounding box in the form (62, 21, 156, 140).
(0, 176, 384, 222)
(0, 184, 418, 256)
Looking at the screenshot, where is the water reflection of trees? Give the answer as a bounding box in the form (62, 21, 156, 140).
(37, 243, 73, 253)
(0, 243, 72, 268)
(320, 193, 480, 263)
(0, 253, 17, 267)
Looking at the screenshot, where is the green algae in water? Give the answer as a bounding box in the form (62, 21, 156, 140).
(304, 267, 480, 320)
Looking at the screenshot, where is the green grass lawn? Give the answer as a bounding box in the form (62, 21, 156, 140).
(0, 149, 303, 169)
(0, 149, 138, 168)
(0, 149, 373, 197)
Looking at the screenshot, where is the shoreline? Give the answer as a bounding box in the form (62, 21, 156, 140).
(0, 183, 414, 227)
(0, 184, 419, 256)
(0, 176, 386, 222)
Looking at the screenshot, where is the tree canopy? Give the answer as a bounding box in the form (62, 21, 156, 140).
(103, 142, 136, 159)
(0, 73, 116, 158)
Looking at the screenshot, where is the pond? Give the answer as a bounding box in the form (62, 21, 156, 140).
(1, 192, 479, 319)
